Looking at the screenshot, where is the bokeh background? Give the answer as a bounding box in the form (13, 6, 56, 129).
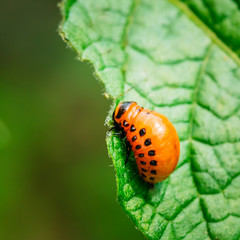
(0, 1, 145, 239)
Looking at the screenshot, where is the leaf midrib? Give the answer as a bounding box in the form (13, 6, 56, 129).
(188, 44, 214, 239)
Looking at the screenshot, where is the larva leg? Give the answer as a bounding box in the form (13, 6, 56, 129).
(108, 126, 116, 132)
(125, 139, 132, 164)
(114, 130, 125, 138)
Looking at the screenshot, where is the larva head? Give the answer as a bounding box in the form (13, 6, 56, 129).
(113, 101, 137, 125)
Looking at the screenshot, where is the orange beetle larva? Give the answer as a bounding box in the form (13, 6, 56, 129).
(111, 101, 180, 184)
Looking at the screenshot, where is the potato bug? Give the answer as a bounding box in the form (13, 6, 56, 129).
(111, 101, 180, 183)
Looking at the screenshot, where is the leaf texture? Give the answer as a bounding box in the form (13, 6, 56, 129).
(59, 0, 240, 239)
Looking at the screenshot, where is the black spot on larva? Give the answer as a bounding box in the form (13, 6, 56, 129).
(135, 145, 141, 150)
(151, 170, 157, 175)
(132, 136, 137, 142)
(150, 160, 157, 166)
(146, 112, 150, 115)
(141, 173, 146, 178)
(130, 125, 136, 132)
(140, 161, 146, 165)
(115, 102, 133, 119)
(149, 177, 155, 181)
(139, 128, 146, 136)
(123, 120, 129, 127)
(138, 153, 144, 158)
(148, 150, 155, 156)
(141, 168, 147, 172)
(144, 138, 151, 146)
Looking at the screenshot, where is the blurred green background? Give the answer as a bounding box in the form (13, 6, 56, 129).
(0, 1, 144, 239)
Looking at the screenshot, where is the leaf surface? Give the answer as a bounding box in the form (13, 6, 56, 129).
(60, 0, 240, 239)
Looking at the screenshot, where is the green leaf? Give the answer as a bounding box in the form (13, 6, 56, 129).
(179, 0, 240, 56)
(59, 0, 240, 239)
